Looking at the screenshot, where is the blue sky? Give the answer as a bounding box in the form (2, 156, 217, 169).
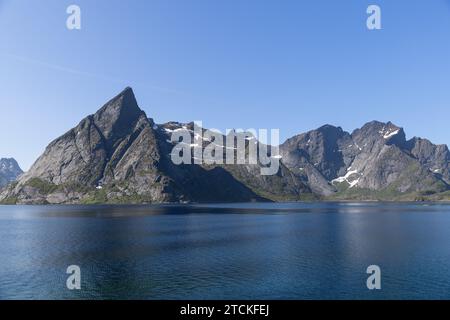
(1, 0, 450, 170)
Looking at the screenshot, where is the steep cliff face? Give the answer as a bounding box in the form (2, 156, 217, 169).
(280, 125, 354, 195)
(1, 88, 449, 204)
(281, 121, 449, 200)
(406, 137, 450, 185)
(1, 88, 171, 203)
(345, 122, 444, 195)
(0, 158, 23, 188)
(18, 88, 157, 185)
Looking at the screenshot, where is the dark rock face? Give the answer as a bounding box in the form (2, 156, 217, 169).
(1, 87, 448, 204)
(281, 120, 449, 198)
(280, 125, 353, 195)
(406, 137, 450, 184)
(0, 158, 23, 188)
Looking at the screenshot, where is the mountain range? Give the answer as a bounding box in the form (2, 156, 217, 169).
(1, 87, 449, 204)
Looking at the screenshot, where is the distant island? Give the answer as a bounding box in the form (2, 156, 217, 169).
(1, 87, 449, 204)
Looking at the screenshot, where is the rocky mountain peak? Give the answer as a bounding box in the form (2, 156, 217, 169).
(0, 158, 23, 188)
(92, 87, 145, 141)
(352, 120, 399, 137)
(0, 158, 20, 171)
(406, 136, 450, 184)
(317, 124, 343, 133)
(351, 120, 406, 149)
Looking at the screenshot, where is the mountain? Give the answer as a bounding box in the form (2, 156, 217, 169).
(0, 158, 23, 188)
(281, 121, 449, 200)
(1, 88, 449, 204)
(0, 88, 308, 204)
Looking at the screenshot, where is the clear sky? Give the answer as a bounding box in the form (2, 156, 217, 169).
(1, 0, 450, 170)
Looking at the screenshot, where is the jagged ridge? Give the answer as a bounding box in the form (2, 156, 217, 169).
(1, 88, 449, 204)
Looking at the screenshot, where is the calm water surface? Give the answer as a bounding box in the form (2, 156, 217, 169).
(1, 202, 450, 300)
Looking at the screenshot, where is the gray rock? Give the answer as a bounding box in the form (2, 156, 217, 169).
(0, 158, 23, 188)
(406, 137, 450, 184)
(281, 120, 449, 198)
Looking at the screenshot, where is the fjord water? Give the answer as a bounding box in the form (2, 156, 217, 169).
(1, 203, 450, 300)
